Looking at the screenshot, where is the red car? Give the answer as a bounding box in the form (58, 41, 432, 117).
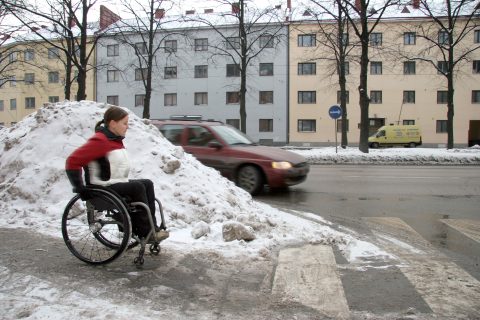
(151, 119, 309, 194)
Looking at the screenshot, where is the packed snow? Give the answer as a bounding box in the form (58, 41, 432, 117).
(1, 100, 478, 320)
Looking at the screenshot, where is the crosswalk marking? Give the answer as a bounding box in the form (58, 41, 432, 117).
(364, 217, 480, 318)
(440, 219, 480, 243)
(272, 245, 350, 319)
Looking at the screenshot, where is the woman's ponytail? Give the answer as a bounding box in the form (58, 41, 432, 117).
(94, 119, 105, 131)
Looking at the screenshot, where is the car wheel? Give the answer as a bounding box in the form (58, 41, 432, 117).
(371, 142, 379, 149)
(408, 142, 416, 148)
(237, 165, 264, 195)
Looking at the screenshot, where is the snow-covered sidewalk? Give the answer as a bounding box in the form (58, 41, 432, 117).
(286, 146, 480, 165)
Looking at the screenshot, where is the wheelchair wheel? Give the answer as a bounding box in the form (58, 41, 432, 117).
(62, 190, 132, 265)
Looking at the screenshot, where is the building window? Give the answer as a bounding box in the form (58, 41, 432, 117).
(107, 96, 119, 105)
(298, 62, 316, 75)
(226, 119, 240, 129)
(337, 62, 350, 75)
(135, 68, 148, 81)
(473, 61, 480, 74)
(370, 33, 382, 46)
(226, 37, 240, 49)
(437, 91, 448, 104)
(49, 96, 60, 103)
(194, 65, 208, 78)
(8, 52, 16, 62)
(226, 91, 240, 104)
(10, 99, 16, 110)
(259, 119, 273, 132)
(337, 119, 349, 132)
(259, 34, 274, 48)
(164, 40, 177, 53)
(259, 91, 273, 104)
(403, 90, 415, 103)
(226, 64, 241, 77)
(337, 90, 349, 104)
(436, 120, 447, 133)
(9, 76, 16, 87)
(404, 32, 416, 45)
(370, 61, 382, 75)
(135, 94, 145, 107)
(48, 47, 59, 59)
(107, 44, 119, 56)
(340, 33, 349, 46)
(164, 66, 177, 79)
(437, 61, 448, 74)
(25, 97, 35, 109)
(472, 90, 480, 103)
(24, 73, 35, 84)
(195, 92, 208, 105)
(475, 30, 480, 43)
(48, 71, 59, 83)
(24, 49, 34, 61)
(438, 30, 449, 45)
(0, 100, 3, 111)
(164, 93, 177, 106)
(370, 91, 382, 104)
(298, 91, 316, 104)
(195, 38, 208, 51)
(404, 61, 416, 75)
(298, 119, 316, 132)
(107, 70, 119, 82)
(135, 42, 147, 55)
(259, 63, 273, 76)
(403, 119, 415, 125)
(298, 34, 316, 47)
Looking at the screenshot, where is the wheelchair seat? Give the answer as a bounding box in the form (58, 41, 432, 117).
(61, 184, 166, 266)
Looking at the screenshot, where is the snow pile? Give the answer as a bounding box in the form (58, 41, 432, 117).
(287, 146, 480, 165)
(0, 101, 373, 260)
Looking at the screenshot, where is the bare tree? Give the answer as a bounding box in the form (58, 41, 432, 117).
(109, 0, 181, 119)
(0, 3, 23, 85)
(339, 0, 399, 153)
(185, 0, 287, 133)
(301, 0, 359, 147)
(401, 0, 480, 149)
(1, 0, 107, 100)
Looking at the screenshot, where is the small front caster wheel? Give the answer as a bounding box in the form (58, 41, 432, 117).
(134, 257, 144, 266)
(150, 244, 161, 255)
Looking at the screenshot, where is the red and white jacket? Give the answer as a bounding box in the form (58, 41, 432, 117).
(66, 128, 130, 186)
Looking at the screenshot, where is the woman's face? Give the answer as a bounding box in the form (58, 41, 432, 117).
(108, 115, 129, 137)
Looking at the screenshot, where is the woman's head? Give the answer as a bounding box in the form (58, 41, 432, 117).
(96, 106, 129, 137)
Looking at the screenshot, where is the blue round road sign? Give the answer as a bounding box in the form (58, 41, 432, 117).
(328, 105, 342, 119)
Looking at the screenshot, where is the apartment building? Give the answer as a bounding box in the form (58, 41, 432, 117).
(0, 37, 96, 127)
(289, 7, 480, 147)
(96, 11, 289, 145)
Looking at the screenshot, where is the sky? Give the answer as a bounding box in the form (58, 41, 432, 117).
(0, 100, 478, 319)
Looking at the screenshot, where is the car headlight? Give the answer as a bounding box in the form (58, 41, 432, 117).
(272, 161, 292, 169)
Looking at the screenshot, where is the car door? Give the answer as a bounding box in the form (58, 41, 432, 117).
(183, 125, 230, 174)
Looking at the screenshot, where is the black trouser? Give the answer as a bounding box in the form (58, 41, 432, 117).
(109, 179, 157, 237)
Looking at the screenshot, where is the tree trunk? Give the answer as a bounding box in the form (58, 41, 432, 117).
(239, 0, 247, 133)
(358, 29, 370, 153)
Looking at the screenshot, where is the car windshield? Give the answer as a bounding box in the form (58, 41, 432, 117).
(211, 125, 255, 146)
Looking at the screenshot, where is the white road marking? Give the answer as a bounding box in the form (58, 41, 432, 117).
(365, 217, 480, 319)
(440, 219, 480, 243)
(272, 245, 350, 319)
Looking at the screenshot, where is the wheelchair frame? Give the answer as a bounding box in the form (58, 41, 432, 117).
(62, 185, 167, 266)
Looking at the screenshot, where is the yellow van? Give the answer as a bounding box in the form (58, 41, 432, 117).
(368, 125, 422, 148)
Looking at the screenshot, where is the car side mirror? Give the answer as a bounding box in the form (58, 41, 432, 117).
(208, 141, 222, 149)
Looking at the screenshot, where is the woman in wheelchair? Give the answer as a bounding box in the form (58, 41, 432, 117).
(65, 106, 169, 241)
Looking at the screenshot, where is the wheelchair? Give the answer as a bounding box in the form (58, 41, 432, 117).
(61, 185, 167, 266)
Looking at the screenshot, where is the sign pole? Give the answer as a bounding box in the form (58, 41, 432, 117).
(328, 105, 343, 154)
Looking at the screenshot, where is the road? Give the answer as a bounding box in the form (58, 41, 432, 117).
(1, 165, 480, 319)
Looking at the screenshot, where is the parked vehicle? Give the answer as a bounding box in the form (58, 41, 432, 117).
(369, 124, 422, 148)
(151, 119, 310, 194)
